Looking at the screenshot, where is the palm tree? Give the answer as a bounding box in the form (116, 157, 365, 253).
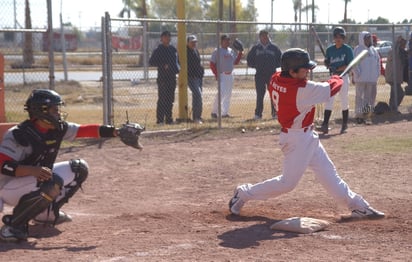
(119, 0, 148, 18)
(301, 2, 319, 23)
(292, 0, 302, 31)
(343, 0, 351, 23)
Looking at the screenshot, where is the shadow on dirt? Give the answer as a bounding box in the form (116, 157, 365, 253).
(0, 225, 97, 252)
(218, 215, 299, 249)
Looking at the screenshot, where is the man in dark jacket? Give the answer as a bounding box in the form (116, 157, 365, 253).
(247, 30, 282, 120)
(186, 35, 204, 124)
(149, 31, 180, 124)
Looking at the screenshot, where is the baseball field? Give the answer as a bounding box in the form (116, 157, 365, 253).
(0, 111, 411, 261)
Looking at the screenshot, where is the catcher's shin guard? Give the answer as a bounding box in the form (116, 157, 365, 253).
(2, 175, 63, 228)
(52, 159, 89, 218)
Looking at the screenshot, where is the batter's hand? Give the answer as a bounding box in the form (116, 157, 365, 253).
(330, 75, 342, 80)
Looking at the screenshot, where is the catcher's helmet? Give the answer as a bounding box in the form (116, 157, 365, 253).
(24, 89, 66, 129)
(333, 26, 346, 38)
(281, 48, 317, 72)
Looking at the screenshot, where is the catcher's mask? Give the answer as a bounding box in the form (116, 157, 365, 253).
(24, 89, 67, 130)
(281, 48, 317, 72)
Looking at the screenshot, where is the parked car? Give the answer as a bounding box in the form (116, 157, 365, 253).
(376, 40, 392, 58)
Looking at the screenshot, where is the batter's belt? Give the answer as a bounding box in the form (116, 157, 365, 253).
(281, 125, 314, 133)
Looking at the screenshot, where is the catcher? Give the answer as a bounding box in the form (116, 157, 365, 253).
(0, 89, 144, 243)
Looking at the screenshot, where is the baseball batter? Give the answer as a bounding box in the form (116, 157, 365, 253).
(0, 89, 143, 243)
(229, 48, 384, 220)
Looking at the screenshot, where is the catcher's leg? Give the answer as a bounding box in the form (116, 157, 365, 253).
(57, 159, 89, 207)
(34, 159, 89, 225)
(1, 176, 63, 242)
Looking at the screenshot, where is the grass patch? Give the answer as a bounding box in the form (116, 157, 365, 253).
(343, 135, 412, 153)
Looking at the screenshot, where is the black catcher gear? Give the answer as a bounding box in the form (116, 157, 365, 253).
(2, 175, 63, 230)
(281, 48, 317, 72)
(119, 122, 145, 149)
(24, 89, 67, 130)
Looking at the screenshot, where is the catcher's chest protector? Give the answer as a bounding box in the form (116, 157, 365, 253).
(12, 120, 68, 169)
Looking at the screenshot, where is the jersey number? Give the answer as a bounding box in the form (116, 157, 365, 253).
(271, 89, 280, 112)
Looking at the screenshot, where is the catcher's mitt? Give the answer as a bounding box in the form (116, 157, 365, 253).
(233, 38, 244, 52)
(118, 122, 145, 150)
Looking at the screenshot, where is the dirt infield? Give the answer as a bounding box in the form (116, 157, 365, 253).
(1, 117, 412, 261)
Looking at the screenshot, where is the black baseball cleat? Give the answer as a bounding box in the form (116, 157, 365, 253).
(0, 225, 28, 243)
(316, 124, 330, 134)
(340, 124, 348, 134)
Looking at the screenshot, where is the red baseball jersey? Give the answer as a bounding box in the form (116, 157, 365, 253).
(269, 72, 342, 129)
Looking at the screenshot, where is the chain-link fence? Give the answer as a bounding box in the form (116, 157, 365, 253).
(0, 0, 50, 120)
(1, 4, 411, 130)
(103, 17, 321, 129)
(102, 16, 412, 130)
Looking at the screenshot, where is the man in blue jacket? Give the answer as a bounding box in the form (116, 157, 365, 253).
(149, 31, 180, 125)
(247, 30, 282, 120)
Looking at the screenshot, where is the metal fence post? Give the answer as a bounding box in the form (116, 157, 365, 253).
(101, 13, 113, 125)
(0, 53, 5, 122)
(391, 24, 398, 112)
(143, 20, 149, 81)
(46, 0, 55, 90)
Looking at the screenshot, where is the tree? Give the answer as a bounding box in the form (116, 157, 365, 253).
(343, 0, 351, 23)
(292, 0, 302, 25)
(119, 0, 148, 18)
(301, 3, 319, 23)
(204, 0, 256, 34)
(120, 0, 258, 40)
(23, 0, 34, 66)
(366, 17, 391, 31)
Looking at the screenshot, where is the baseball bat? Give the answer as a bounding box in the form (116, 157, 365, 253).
(339, 49, 369, 77)
(310, 26, 326, 58)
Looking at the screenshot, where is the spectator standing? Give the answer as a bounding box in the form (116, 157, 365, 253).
(318, 27, 354, 134)
(385, 36, 406, 113)
(400, 38, 409, 84)
(209, 34, 243, 118)
(372, 34, 386, 76)
(247, 30, 282, 120)
(186, 35, 205, 124)
(406, 32, 412, 96)
(149, 31, 180, 124)
(352, 31, 380, 125)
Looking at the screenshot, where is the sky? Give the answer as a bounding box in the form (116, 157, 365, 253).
(253, 0, 411, 25)
(2, 0, 411, 30)
(61, 0, 410, 29)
